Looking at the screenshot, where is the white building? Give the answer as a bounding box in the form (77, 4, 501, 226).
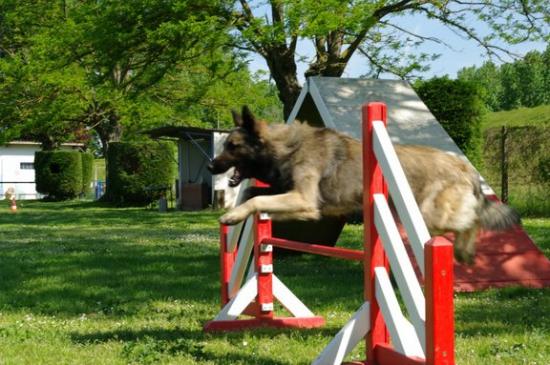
(0, 141, 82, 200)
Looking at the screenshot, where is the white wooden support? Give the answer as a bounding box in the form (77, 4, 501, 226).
(228, 216, 255, 298)
(214, 275, 258, 321)
(312, 302, 370, 365)
(261, 303, 274, 312)
(374, 194, 426, 351)
(374, 267, 425, 358)
(372, 121, 431, 273)
(227, 179, 252, 252)
(260, 264, 273, 274)
(272, 274, 316, 318)
(260, 244, 273, 253)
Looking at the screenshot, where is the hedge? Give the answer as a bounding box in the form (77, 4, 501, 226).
(35, 151, 82, 200)
(106, 141, 175, 204)
(415, 77, 485, 166)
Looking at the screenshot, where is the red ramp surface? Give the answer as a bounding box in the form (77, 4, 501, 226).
(453, 226, 550, 292)
(400, 224, 550, 292)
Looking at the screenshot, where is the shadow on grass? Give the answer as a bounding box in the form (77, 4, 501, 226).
(455, 286, 550, 337)
(0, 201, 364, 320)
(71, 327, 290, 365)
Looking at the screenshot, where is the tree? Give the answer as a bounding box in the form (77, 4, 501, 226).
(499, 63, 521, 110)
(226, 1, 549, 118)
(458, 61, 502, 112)
(515, 50, 546, 107)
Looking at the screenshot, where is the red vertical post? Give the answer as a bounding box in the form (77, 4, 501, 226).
(363, 102, 390, 363)
(254, 181, 274, 320)
(220, 224, 234, 306)
(425, 237, 455, 365)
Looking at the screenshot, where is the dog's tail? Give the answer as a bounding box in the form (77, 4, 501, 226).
(478, 196, 521, 231)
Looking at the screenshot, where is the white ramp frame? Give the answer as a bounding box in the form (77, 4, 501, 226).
(375, 268, 425, 358)
(372, 121, 431, 273)
(374, 194, 426, 351)
(312, 302, 370, 365)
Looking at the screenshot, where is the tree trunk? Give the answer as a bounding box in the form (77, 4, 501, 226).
(263, 47, 302, 120)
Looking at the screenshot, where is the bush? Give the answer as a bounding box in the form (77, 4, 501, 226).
(106, 141, 175, 204)
(415, 77, 485, 166)
(35, 151, 82, 200)
(81, 152, 94, 195)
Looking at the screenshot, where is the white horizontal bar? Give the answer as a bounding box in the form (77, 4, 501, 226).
(374, 194, 426, 351)
(312, 302, 370, 365)
(372, 121, 430, 271)
(375, 267, 425, 358)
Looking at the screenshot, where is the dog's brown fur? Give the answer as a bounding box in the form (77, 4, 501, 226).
(208, 106, 520, 263)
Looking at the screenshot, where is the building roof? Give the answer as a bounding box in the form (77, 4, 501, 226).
(2, 141, 84, 148)
(287, 76, 463, 155)
(146, 126, 229, 140)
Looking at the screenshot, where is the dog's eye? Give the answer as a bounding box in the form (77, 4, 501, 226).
(227, 141, 236, 150)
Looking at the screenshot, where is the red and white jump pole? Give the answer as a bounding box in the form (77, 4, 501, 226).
(205, 102, 455, 365)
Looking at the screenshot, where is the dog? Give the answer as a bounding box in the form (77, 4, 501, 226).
(208, 106, 520, 263)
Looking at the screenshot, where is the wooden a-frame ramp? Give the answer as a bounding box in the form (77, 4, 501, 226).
(286, 77, 550, 291)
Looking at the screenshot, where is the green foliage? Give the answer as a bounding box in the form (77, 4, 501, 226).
(536, 157, 550, 184)
(81, 153, 94, 194)
(415, 77, 485, 165)
(35, 151, 83, 200)
(106, 141, 176, 205)
(458, 45, 549, 112)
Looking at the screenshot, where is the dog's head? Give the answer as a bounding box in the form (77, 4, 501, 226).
(207, 106, 268, 187)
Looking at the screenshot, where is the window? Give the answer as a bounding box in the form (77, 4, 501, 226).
(20, 162, 34, 170)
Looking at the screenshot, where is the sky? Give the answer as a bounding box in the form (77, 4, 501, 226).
(246, 10, 548, 83)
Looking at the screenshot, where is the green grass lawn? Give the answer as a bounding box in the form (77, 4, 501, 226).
(483, 104, 550, 130)
(0, 201, 549, 364)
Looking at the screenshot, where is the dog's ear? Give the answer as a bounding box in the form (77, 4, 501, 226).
(241, 106, 256, 132)
(241, 106, 267, 138)
(231, 110, 243, 127)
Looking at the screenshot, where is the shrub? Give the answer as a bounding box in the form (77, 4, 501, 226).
(415, 77, 485, 166)
(81, 152, 94, 195)
(106, 141, 175, 204)
(35, 151, 82, 200)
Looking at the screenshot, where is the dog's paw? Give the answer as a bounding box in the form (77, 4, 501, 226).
(219, 208, 249, 225)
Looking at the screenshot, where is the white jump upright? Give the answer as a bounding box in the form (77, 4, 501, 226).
(205, 102, 455, 365)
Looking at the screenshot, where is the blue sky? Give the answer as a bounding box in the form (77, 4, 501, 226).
(247, 11, 548, 83)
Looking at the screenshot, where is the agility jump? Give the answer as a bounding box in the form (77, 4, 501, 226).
(205, 102, 455, 365)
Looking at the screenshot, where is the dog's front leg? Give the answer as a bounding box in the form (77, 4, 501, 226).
(219, 191, 320, 225)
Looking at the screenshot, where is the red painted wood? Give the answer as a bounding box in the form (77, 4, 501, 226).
(364, 102, 390, 363)
(343, 343, 427, 365)
(219, 224, 232, 306)
(255, 210, 274, 320)
(263, 238, 364, 261)
(425, 237, 455, 365)
(374, 343, 426, 365)
(203, 316, 325, 332)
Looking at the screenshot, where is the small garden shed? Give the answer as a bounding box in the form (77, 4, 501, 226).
(147, 126, 242, 210)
